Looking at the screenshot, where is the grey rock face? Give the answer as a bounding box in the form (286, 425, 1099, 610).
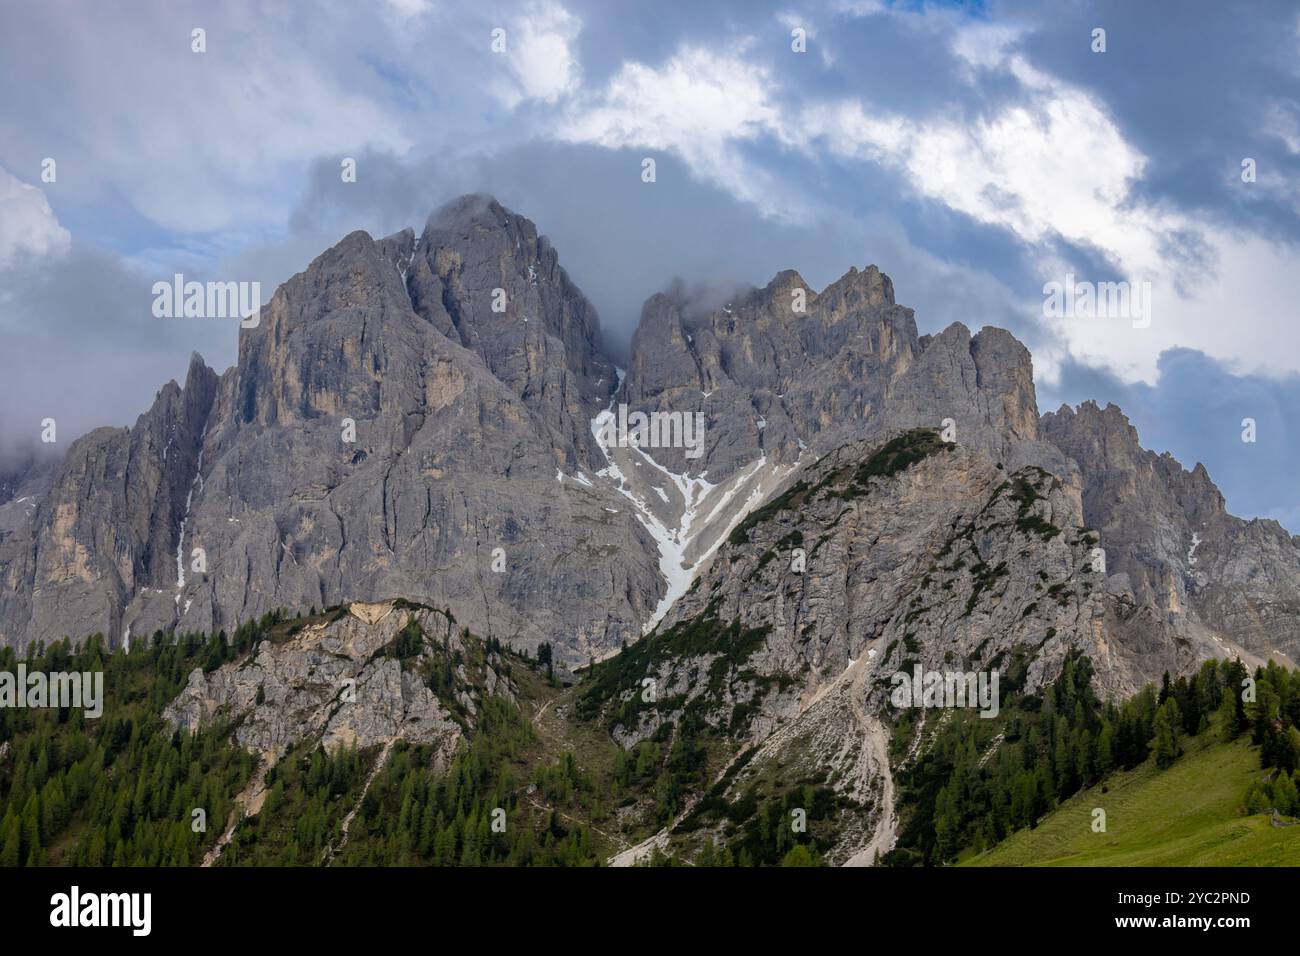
(596, 430, 1248, 752)
(408, 194, 616, 466)
(0, 447, 57, 507)
(1041, 400, 1300, 663)
(585, 428, 1282, 864)
(0, 447, 56, 533)
(2, 194, 1297, 702)
(1, 203, 660, 660)
(163, 602, 507, 767)
(0, 353, 217, 648)
(619, 265, 1049, 483)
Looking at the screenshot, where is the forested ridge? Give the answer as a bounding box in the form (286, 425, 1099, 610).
(885, 652, 1300, 866)
(3, 613, 1298, 867)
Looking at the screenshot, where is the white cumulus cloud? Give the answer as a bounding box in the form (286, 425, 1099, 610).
(0, 167, 70, 267)
(558, 43, 805, 219)
(494, 1, 583, 106)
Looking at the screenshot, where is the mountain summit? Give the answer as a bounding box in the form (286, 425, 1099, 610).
(1, 196, 1297, 686)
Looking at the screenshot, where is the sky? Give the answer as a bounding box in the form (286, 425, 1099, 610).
(1, 0, 1298, 529)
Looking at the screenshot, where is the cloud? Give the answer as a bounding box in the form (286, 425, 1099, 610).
(495, 1, 584, 105)
(0, 167, 70, 265)
(0, 237, 236, 461)
(0, 1, 412, 235)
(805, 58, 1150, 257)
(281, 142, 1035, 363)
(557, 42, 805, 218)
(793, 25, 1300, 385)
(384, 0, 433, 18)
(0, 0, 1295, 530)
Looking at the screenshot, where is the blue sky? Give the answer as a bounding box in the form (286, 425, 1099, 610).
(1, 0, 1298, 529)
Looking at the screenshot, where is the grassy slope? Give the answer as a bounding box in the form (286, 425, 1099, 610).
(964, 731, 1300, 867)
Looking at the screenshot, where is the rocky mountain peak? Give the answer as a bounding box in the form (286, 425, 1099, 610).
(817, 261, 894, 311)
(407, 194, 615, 459)
(3, 195, 1297, 691)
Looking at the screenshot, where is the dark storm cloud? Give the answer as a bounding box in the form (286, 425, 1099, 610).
(999, 0, 1300, 240)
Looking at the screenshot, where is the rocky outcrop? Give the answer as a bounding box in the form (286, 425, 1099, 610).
(0, 354, 217, 648)
(1041, 400, 1300, 664)
(408, 195, 616, 465)
(163, 601, 508, 767)
(618, 266, 1050, 483)
(584, 429, 1250, 747)
(0, 447, 56, 533)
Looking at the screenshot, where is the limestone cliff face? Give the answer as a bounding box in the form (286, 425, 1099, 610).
(1041, 400, 1300, 664)
(619, 265, 1049, 482)
(585, 429, 1256, 754)
(2, 195, 1297, 697)
(0, 354, 217, 648)
(1, 202, 659, 659)
(407, 195, 616, 466)
(163, 602, 506, 766)
(580, 428, 1287, 865)
(622, 266, 918, 479)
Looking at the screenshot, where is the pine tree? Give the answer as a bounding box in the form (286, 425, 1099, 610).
(1153, 698, 1182, 768)
(0, 816, 20, 867)
(1094, 722, 1115, 777)
(780, 844, 820, 867)
(1271, 768, 1299, 816)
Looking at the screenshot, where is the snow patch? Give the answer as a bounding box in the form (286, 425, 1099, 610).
(175, 424, 208, 591)
(588, 368, 801, 633)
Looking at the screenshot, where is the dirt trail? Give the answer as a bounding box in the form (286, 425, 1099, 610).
(321, 739, 395, 864)
(799, 644, 897, 865)
(202, 755, 273, 867)
(834, 648, 898, 866)
(843, 664, 895, 864)
(814, 647, 893, 866)
(522, 791, 631, 851)
(606, 747, 755, 866)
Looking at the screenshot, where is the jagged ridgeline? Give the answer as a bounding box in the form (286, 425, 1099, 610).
(3, 196, 1300, 866)
(5, 194, 1298, 674)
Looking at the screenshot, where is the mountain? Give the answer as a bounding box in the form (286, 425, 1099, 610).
(0, 446, 55, 534)
(0, 198, 662, 660)
(2, 192, 1297, 695)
